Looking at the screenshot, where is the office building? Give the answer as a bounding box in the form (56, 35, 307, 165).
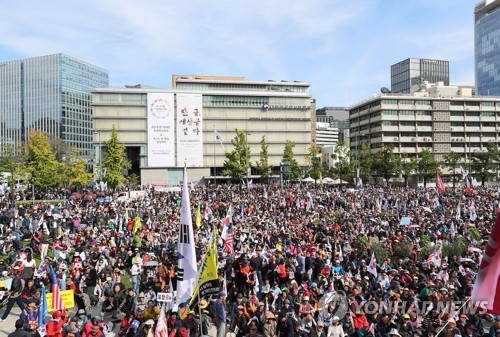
(475, 0, 500, 96)
(316, 122, 339, 147)
(391, 58, 449, 93)
(349, 81, 500, 163)
(92, 75, 312, 185)
(0, 53, 109, 158)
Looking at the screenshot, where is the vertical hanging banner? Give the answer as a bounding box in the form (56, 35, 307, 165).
(176, 94, 203, 167)
(147, 93, 175, 167)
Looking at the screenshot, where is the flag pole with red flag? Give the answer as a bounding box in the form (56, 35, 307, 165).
(471, 208, 500, 314)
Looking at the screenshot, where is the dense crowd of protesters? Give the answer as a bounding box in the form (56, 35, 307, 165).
(0, 182, 498, 337)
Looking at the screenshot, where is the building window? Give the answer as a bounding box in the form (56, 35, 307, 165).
(482, 111, 495, 117)
(382, 110, 398, 115)
(400, 121, 415, 126)
(482, 101, 495, 107)
(416, 110, 432, 116)
(399, 110, 414, 115)
(415, 100, 431, 105)
(417, 121, 432, 126)
(483, 122, 496, 127)
(450, 101, 464, 106)
(450, 122, 464, 126)
(399, 100, 413, 105)
(382, 121, 398, 126)
(465, 111, 480, 117)
(382, 99, 397, 105)
(466, 122, 480, 127)
(450, 111, 464, 117)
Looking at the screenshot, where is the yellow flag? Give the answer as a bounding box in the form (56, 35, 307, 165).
(189, 234, 220, 306)
(196, 204, 202, 228)
(133, 216, 142, 234)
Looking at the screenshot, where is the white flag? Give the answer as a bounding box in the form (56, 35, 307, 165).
(338, 244, 344, 262)
(214, 128, 223, 146)
(470, 204, 477, 222)
(367, 252, 377, 277)
(455, 204, 461, 222)
(431, 245, 442, 267)
(176, 167, 197, 305)
(306, 192, 314, 212)
(221, 205, 232, 240)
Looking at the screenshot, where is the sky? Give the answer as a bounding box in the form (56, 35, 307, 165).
(0, 0, 479, 108)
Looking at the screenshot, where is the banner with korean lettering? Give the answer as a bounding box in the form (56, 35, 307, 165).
(46, 289, 75, 311)
(147, 93, 176, 167)
(176, 94, 203, 167)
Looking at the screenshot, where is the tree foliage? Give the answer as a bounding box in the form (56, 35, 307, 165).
(443, 152, 463, 189)
(282, 140, 301, 180)
(256, 135, 272, 183)
(471, 143, 498, 186)
(102, 125, 131, 188)
(371, 145, 401, 185)
(401, 153, 418, 188)
(222, 129, 251, 182)
(64, 148, 93, 187)
(331, 142, 354, 183)
(305, 145, 323, 181)
(26, 129, 62, 188)
(417, 149, 440, 187)
(358, 144, 373, 182)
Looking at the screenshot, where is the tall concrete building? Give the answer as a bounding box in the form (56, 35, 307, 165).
(92, 75, 313, 185)
(0, 53, 109, 157)
(391, 58, 449, 93)
(349, 81, 499, 163)
(315, 122, 339, 147)
(475, 0, 500, 96)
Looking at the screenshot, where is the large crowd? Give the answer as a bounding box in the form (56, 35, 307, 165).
(0, 182, 499, 337)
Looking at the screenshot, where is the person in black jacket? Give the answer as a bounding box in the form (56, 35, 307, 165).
(7, 319, 31, 337)
(0, 270, 25, 322)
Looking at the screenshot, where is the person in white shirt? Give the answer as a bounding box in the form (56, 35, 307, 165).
(328, 316, 344, 337)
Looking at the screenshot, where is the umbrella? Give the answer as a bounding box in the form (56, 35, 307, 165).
(423, 207, 432, 213)
(302, 177, 315, 182)
(52, 214, 63, 219)
(144, 261, 158, 267)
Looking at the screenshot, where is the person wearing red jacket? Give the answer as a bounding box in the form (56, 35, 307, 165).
(46, 311, 66, 337)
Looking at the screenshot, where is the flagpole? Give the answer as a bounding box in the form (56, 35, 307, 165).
(213, 124, 217, 186)
(434, 298, 470, 337)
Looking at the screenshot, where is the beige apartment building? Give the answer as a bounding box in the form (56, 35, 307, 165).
(92, 75, 313, 185)
(349, 82, 500, 163)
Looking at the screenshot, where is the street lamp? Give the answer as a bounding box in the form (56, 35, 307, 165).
(93, 131, 101, 182)
(355, 131, 365, 186)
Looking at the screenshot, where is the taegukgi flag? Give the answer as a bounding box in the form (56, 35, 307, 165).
(176, 166, 197, 305)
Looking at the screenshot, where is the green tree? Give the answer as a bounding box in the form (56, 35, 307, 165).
(371, 145, 401, 185)
(102, 125, 131, 188)
(305, 145, 323, 182)
(222, 129, 251, 182)
(401, 154, 418, 188)
(471, 143, 499, 186)
(64, 148, 93, 187)
(282, 140, 301, 180)
(358, 143, 373, 182)
(417, 148, 440, 187)
(0, 144, 27, 201)
(26, 129, 63, 188)
(443, 152, 463, 189)
(256, 135, 272, 183)
(331, 141, 354, 183)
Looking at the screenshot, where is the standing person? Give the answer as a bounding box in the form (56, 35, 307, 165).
(0, 270, 25, 322)
(215, 291, 228, 337)
(130, 260, 141, 295)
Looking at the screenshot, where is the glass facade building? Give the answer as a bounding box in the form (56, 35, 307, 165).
(391, 58, 449, 93)
(0, 53, 108, 157)
(475, 0, 500, 96)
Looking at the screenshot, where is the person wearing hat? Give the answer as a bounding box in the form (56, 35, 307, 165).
(215, 291, 228, 337)
(299, 296, 314, 319)
(134, 291, 148, 321)
(442, 318, 461, 337)
(263, 312, 277, 337)
(19, 297, 39, 333)
(311, 321, 327, 337)
(388, 328, 402, 337)
(143, 299, 161, 321)
(75, 308, 89, 329)
(463, 322, 479, 337)
(398, 313, 414, 337)
(64, 323, 81, 337)
(182, 310, 200, 337)
(229, 304, 248, 337)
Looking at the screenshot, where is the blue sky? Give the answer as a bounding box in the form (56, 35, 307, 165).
(0, 0, 478, 107)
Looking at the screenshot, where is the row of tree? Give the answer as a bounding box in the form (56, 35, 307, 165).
(0, 126, 130, 192)
(222, 129, 500, 187)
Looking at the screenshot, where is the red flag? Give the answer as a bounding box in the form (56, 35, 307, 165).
(465, 178, 473, 195)
(436, 173, 445, 194)
(471, 209, 500, 314)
